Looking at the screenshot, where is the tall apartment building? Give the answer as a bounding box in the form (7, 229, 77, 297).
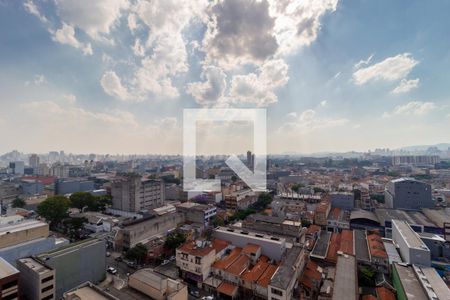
(0, 257, 19, 300)
(29, 154, 40, 169)
(9, 161, 24, 175)
(385, 178, 433, 210)
(111, 175, 165, 213)
(17, 258, 55, 300)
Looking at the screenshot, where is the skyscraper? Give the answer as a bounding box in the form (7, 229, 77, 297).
(29, 154, 40, 169)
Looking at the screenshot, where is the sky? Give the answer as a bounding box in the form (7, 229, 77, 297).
(0, 0, 450, 155)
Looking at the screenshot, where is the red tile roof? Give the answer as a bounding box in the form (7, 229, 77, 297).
(226, 255, 250, 276)
(256, 264, 278, 288)
(339, 230, 354, 255)
(217, 282, 238, 297)
(212, 247, 242, 270)
(306, 224, 321, 235)
(212, 239, 229, 254)
(299, 260, 322, 290)
(241, 260, 269, 282)
(376, 287, 395, 300)
(367, 233, 387, 258)
(178, 241, 215, 257)
(326, 233, 341, 263)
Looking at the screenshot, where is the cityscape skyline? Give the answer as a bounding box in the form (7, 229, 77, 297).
(1, 1, 450, 154)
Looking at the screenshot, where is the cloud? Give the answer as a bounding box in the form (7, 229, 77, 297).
(100, 71, 132, 101)
(353, 53, 418, 85)
(63, 94, 77, 104)
(203, 0, 278, 67)
(354, 53, 374, 69)
(391, 78, 420, 94)
(131, 39, 145, 57)
(52, 23, 93, 55)
(187, 66, 227, 106)
(55, 0, 129, 40)
(279, 109, 349, 134)
(25, 74, 47, 86)
(23, 0, 48, 23)
(383, 101, 436, 117)
(320, 100, 327, 107)
(228, 59, 289, 106)
(268, 0, 338, 55)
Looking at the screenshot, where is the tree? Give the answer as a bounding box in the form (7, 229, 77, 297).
(69, 192, 95, 210)
(37, 196, 70, 228)
(12, 197, 26, 208)
(164, 232, 186, 250)
(125, 243, 148, 264)
(64, 217, 88, 239)
(211, 216, 224, 227)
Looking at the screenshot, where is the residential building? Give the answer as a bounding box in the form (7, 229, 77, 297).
(332, 254, 358, 300)
(224, 189, 256, 210)
(213, 227, 287, 261)
(16, 258, 55, 300)
(29, 154, 40, 169)
(176, 239, 228, 286)
(314, 201, 331, 226)
(0, 257, 19, 300)
(9, 161, 24, 175)
(384, 178, 433, 210)
(268, 246, 305, 300)
(128, 268, 188, 300)
(111, 175, 165, 212)
(36, 238, 106, 299)
(392, 220, 431, 266)
(176, 203, 217, 227)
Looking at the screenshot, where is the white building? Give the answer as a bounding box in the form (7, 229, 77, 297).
(392, 219, 431, 266)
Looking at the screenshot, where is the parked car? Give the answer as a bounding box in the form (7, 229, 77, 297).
(115, 256, 123, 262)
(189, 288, 200, 298)
(107, 267, 117, 275)
(202, 296, 214, 300)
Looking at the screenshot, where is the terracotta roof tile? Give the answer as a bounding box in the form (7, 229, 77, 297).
(339, 230, 354, 255)
(256, 264, 278, 288)
(212, 247, 242, 270)
(326, 233, 341, 263)
(226, 255, 250, 276)
(217, 282, 238, 297)
(178, 241, 215, 257)
(376, 287, 395, 300)
(241, 260, 269, 282)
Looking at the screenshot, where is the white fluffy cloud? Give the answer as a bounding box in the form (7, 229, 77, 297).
(187, 66, 227, 106)
(52, 23, 93, 55)
(391, 78, 420, 94)
(383, 101, 436, 117)
(353, 53, 418, 85)
(279, 109, 349, 134)
(268, 0, 338, 55)
(228, 59, 289, 106)
(55, 0, 129, 40)
(203, 0, 278, 67)
(23, 0, 48, 23)
(100, 71, 132, 101)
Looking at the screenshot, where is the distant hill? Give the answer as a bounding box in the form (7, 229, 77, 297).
(398, 143, 450, 152)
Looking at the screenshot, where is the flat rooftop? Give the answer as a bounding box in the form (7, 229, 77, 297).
(0, 220, 48, 236)
(18, 257, 52, 275)
(311, 230, 331, 259)
(354, 230, 370, 262)
(332, 254, 357, 300)
(413, 265, 450, 300)
(392, 220, 428, 249)
(393, 263, 427, 300)
(0, 257, 19, 278)
(269, 246, 303, 290)
(375, 209, 436, 227)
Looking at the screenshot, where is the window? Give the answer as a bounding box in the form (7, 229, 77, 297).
(271, 288, 283, 296)
(2, 280, 18, 290)
(41, 276, 54, 284)
(41, 285, 54, 293)
(195, 256, 202, 264)
(3, 292, 18, 300)
(42, 294, 54, 300)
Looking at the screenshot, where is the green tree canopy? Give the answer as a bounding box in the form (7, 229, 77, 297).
(37, 196, 70, 227)
(12, 197, 26, 208)
(164, 232, 186, 250)
(125, 243, 148, 264)
(69, 192, 95, 210)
